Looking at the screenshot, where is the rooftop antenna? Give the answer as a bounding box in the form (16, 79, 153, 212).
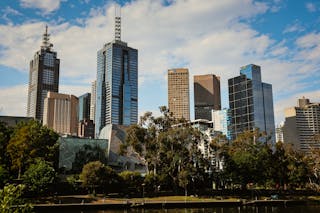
(41, 25, 52, 50)
(114, 5, 121, 41)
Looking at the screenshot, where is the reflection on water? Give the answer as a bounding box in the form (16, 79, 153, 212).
(42, 206, 320, 213)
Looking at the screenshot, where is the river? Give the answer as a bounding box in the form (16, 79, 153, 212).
(42, 206, 320, 213)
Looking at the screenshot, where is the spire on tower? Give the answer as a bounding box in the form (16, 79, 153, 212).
(114, 5, 121, 41)
(41, 25, 53, 50)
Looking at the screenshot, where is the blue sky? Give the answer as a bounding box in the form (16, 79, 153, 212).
(0, 0, 319, 125)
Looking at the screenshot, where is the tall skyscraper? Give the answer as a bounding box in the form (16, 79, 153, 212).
(78, 93, 91, 121)
(283, 97, 320, 153)
(168, 68, 190, 120)
(95, 12, 138, 137)
(194, 74, 221, 120)
(27, 26, 60, 121)
(90, 81, 96, 122)
(43, 92, 78, 136)
(228, 64, 275, 142)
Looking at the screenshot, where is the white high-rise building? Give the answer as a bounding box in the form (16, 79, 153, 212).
(284, 97, 320, 153)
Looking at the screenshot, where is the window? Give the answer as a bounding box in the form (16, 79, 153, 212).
(42, 69, 54, 85)
(44, 53, 54, 67)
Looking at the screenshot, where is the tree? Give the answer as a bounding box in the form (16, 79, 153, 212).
(119, 171, 143, 193)
(7, 120, 59, 179)
(0, 165, 9, 187)
(222, 130, 273, 189)
(80, 161, 118, 194)
(124, 106, 208, 192)
(0, 122, 13, 170)
(0, 184, 33, 213)
(22, 159, 56, 195)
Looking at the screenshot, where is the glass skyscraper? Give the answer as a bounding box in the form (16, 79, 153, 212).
(78, 93, 91, 121)
(95, 40, 138, 137)
(228, 64, 275, 142)
(27, 26, 60, 121)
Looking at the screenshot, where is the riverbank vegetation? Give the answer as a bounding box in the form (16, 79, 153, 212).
(0, 107, 320, 209)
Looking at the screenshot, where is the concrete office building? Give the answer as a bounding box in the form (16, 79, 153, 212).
(95, 13, 138, 137)
(78, 93, 91, 121)
(27, 26, 60, 121)
(194, 74, 221, 120)
(228, 64, 275, 142)
(43, 92, 78, 136)
(168, 68, 190, 120)
(283, 97, 320, 153)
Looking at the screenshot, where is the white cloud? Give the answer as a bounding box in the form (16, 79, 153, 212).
(20, 0, 62, 14)
(0, 85, 28, 117)
(283, 21, 305, 34)
(306, 2, 317, 12)
(0, 84, 90, 117)
(1, 6, 23, 22)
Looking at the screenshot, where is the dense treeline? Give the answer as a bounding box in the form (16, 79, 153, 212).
(1, 108, 320, 200)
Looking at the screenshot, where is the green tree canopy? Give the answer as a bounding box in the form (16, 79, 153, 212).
(0, 184, 33, 213)
(6, 120, 59, 178)
(22, 159, 56, 195)
(80, 161, 119, 193)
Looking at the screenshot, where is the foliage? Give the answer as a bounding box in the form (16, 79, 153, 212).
(22, 159, 56, 195)
(0, 165, 10, 187)
(6, 120, 59, 178)
(119, 171, 143, 190)
(0, 122, 13, 171)
(0, 184, 33, 213)
(124, 106, 208, 192)
(80, 161, 119, 193)
(143, 173, 160, 194)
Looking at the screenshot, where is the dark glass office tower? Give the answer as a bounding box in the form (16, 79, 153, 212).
(228, 64, 275, 142)
(27, 26, 60, 121)
(194, 74, 221, 120)
(78, 93, 91, 121)
(95, 15, 138, 137)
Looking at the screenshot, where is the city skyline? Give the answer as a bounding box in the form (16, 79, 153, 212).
(0, 0, 320, 125)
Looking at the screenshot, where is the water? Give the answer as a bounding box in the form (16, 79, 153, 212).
(42, 206, 320, 213)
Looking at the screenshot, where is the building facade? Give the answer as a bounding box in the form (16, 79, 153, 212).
(90, 81, 96, 123)
(27, 26, 60, 121)
(275, 123, 284, 143)
(78, 119, 95, 138)
(228, 64, 275, 142)
(194, 74, 221, 120)
(43, 92, 78, 135)
(78, 93, 91, 121)
(94, 15, 138, 137)
(212, 109, 231, 140)
(168, 68, 190, 120)
(283, 97, 320, 153)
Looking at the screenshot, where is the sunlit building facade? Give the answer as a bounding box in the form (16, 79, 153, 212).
(43, 92, 78, 136)
(283, 97, 320, 153)
(168, 68, 190, 120)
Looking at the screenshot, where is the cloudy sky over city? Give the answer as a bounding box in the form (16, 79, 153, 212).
(0, 0, 319, 125)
